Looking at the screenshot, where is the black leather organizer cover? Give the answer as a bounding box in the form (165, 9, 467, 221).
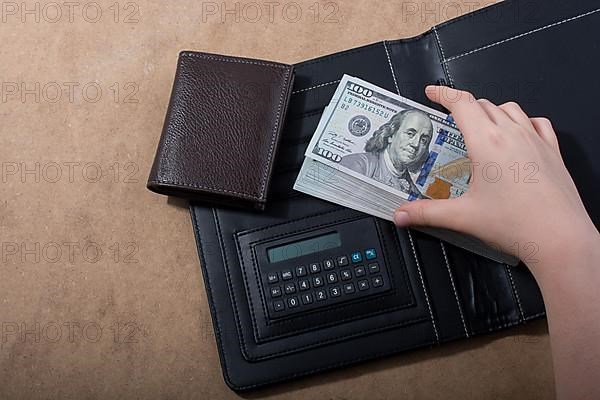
(189, 0, 600, 390)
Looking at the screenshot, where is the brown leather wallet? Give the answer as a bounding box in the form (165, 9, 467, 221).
(147, 51, 294, 210)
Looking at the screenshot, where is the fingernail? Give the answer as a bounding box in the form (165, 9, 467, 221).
(393, 210, 410, 226)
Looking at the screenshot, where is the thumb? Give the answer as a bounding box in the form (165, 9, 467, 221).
(393, 198, 467, 231)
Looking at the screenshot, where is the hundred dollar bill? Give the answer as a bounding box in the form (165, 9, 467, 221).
(305, 74, 471, 201)
(295, 76, 519, 265)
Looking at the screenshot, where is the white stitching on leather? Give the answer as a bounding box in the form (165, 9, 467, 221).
(148, 179, 263, 199)
(432, 25, 455, 87)
(180, 52, 288, 68)
(505, 264, 525, 321)
(292, 40, 402, 96)
(444, 7, 600, 63)
(383, 40, 401, 94)
(291, 79, 341, 95)
(407, 229, 440, 343)
(440, 242, 469, 338)
(524, 311, 545, 321)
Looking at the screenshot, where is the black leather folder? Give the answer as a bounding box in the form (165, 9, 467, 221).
(189, 0, 600, 390)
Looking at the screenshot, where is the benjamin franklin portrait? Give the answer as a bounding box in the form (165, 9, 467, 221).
(340, 109, 433, 198)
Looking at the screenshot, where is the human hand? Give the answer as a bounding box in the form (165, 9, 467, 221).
(393, 86, 597, 270)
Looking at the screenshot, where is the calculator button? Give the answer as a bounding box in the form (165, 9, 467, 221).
(267, 272, 278, 283)
(340, 269, 352, 281)
(372, 276, 384, 287)
(295, 266, 307, 277)
(273, 300, 285, 311)
(312, 276, 324, 287)
(301, 293, 314, 305)
(315, 290, 327, 301)
(351, 251, 362, 263)
(330, 286, 341, 297)
(365, 248, 377, 260)
(343, 283, 355, 294)
(354, 266, 366, 277)
(298, 279, 310, 291)
(323, 259, 335, 270)
(284, 283, 296, 294)
(358, 280, 369, 291)
(368, 262, 380, 274)
(281, 270, 293, 280)
(336, 255, 349, 266)
(287, 297, 299, 308)
(326, 272, 338, 283)
(309, 263, 321, 273)
(270, 286, 282, 298)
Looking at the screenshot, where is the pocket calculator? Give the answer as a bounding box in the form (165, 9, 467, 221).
(255, 219, 392, 318)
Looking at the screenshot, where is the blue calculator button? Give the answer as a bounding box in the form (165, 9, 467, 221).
(365, 248, 377, 260)
(351, 251, 362, 263)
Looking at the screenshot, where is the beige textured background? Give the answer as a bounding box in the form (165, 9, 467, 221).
(0, 0, 554, 398)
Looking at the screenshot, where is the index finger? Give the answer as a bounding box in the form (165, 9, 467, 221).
(425, 85, 492, 140)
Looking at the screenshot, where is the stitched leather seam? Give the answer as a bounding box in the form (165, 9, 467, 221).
(232, 236, 263, 344)
(374, 218, 406, 300)
(524, 311, 545, 321)
(292, 79, 340, 95)
(180, 52, 288, 69)
(440, 242, 469, 338)
(230, 306, 543, 391)
(191, 208, 235, 387)
(243, 316, 430, 361)
(286, 6, 600, 97)
(213, 209, 253, 362)
(432, 26, 455, 88)
(148, 179, 266, 200)
(236, 214, 415, 342)
(236, 208, 345, 236)
(175, 53, 292, 199)
(248, 245, 273, 333)
(228, 337, 438, 390)
(382, 40, 400, 94)
(470, 319, 522, 336)
(443, 7, 600, 63)
(407, 229, 440, 343)
(388, 222, 417, 303)
(245, 215, 363, 247)
(505, 264, 525, 321)
(289, 42, 393, 94)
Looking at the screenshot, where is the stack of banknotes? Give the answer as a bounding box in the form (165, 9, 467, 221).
(294, 75, 518, 265)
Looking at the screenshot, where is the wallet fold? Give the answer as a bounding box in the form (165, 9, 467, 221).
(147, 51, 295, 210)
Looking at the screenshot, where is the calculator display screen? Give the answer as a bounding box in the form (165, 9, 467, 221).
(267, 232, 341, 263)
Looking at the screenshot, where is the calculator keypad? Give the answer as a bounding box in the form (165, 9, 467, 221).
(265, 248, 389, 318)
